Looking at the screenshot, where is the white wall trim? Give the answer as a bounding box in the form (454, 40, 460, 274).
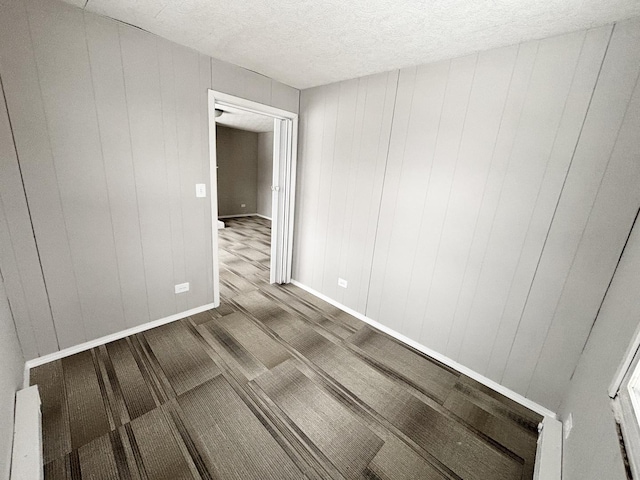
(533, 416, 563, 480)
(610, 318, 640, 397)
(23, 303, 216, 386)
(255, 213, 272, 221)
(290, 279, 557, 419)
(11, 385, 43, 480)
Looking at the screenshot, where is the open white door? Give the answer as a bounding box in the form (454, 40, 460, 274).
(208, 90, 298, 305)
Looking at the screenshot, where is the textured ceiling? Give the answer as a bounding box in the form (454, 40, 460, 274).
(215, 105, 274, 133)
(75, 0, 640, 89)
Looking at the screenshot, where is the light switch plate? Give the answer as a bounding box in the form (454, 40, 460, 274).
(175, 282, 189, 294)
(338, 278, 348, 288)
(195, 184, 206, 198)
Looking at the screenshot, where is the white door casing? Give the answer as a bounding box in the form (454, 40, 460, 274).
(208, 90, 298, 305)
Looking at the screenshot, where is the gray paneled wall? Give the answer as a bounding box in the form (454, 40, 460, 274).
(506, 18, 640, 409)
(216, 126, 259, 216)
(559, 199, 640, 480)
(293, 19, 640, 410)
(257, 131, 274, 218)
(0, 0, 299, 359)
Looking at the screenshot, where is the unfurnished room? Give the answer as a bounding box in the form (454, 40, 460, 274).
(1, 0, 639, 479)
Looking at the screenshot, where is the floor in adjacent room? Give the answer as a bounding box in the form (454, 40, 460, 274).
(32, 216, 541, 480)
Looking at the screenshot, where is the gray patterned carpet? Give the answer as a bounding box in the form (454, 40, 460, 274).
(32, 216, 541, 480)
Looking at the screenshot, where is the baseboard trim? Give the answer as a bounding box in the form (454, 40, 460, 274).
(218, 213, 258, 219)
(290, 279, 556, 420)
(254, 213, 272, 221)
(11, 385, 43, 480)
(23, 303, 216, 386)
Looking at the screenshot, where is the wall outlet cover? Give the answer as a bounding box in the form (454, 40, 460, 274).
(175, 282, 190, 294)
(241, 203, 246, 208)
(338, 278, 348, 288)
(195, 184, 206, 198)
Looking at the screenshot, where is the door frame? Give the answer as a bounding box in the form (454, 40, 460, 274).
(208, 90, 298, 306)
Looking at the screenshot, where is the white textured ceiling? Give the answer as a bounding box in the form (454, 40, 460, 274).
(215, 105, 274, 133)
(76, 0, 640, 89)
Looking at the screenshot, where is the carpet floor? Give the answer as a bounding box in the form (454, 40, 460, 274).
(32, 216, 541, 480)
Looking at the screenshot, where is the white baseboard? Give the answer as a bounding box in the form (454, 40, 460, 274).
(290, 279, 561, 479)
(23, 302, 216, 386)
(218, 213, 258, 219)
(11, 385, 43, 480)
(218, 213, 272, 221)
(290, 279, 556, 419)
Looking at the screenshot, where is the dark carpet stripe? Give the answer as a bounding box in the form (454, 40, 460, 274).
(31, 360, 72, 464)
(62, 350, 111, 450)
(176, 376, 305, 479)
(105, 339, 157, 421)
(77, 433, 120, 479)
(346, 326, 459, 403)
(142, 321, 221, 396)
(255, 360, 384, 479)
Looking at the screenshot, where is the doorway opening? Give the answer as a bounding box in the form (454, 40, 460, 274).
(207, 90, 298, 307)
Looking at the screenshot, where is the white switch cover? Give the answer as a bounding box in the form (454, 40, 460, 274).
(241, 203, 246, 208)
(175, 282, 189, 294)
(195, 184, 206, 198)
(338, 278, 348, 288)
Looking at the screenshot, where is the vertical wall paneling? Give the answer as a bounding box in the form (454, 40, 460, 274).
(84, 12, 150, 329)
(27, 0, 126, 341)
(445, 41, 539, 361)
(345, 72, 399, 313)
(370, 61, 454, 337)
(293, 72, 398, 312)
(119, 25, 177, 321)
(292, 87, 325, 283)
(157, 39, 188, 314)
(320, 78, 359, 301)
(293, 24, 627, 408)
(365, 66, 420, 326)
(400, 55, 477, 345)
(0, 0, 86, 349)
(333, 78, 367, 305)
(524, 20, 640, 409)
(487, 26, 614, 384)
(456, 30, 591, 373)
(420, 46, 517, 350)
(310, 83, 340, 289)
(0, 71, 55, 357)
(560, 159, 640, 480)
(501, 21, 638, 397)
(0, 203, 37, 358)
(169, 43, 211, 310)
